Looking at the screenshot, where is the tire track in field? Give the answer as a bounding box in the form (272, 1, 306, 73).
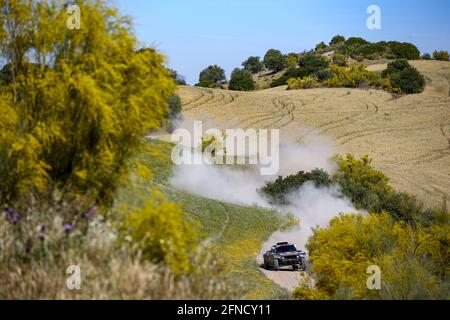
(181, 88, 205, 108)
(410, 121, 450, 164)
(184, 89, 217, 111)
(336, 126, 428, 145)
(265, 96, 296, 129)
(295, 98, 379, 143)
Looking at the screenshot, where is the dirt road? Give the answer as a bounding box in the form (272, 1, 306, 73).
(256, 255, 304, 292)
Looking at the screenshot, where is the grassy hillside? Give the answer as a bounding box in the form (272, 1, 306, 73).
(116, 139, 295, 299)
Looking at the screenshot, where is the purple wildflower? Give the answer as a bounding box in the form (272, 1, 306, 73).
(39, 224, 46, 233)
(12, 213, 20, 224)
(85, 207, 96, 221)
(5, 208, 13, 219)
(64, 223, 73, 234)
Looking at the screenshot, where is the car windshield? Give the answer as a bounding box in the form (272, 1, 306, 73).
(275, 245, 297, 253)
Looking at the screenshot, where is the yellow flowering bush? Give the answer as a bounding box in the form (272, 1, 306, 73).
(287, 76, 318, 90)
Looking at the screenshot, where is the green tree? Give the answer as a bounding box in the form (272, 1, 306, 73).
(264, 49, 287, 72)
(298, 54, 329, 75)
(381, 59, 411, 77)
(433, 50, 450, 61)
(242, 56, 264, 74)
(168, 68, 187, 85)
(386, 42, 420, 60)
(390, 66, 425, 94)
(315, 41, 328, 53)
(330, 35, 346, 47)
(197, 65, 227, 87)
(228, 68, 255, 91)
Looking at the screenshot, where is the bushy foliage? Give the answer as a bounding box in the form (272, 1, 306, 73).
(259, 169, 331, 205)
(381, 59, 425, 94)
(332, 54, 348, 67)
(323, 64, 373, 88)
(433, 50, 450, 61)
(197, 65, 227, 88)
(228, 68, 255, 91)
(382, 59, 411, 77)
(338, 37, 420, 60)
(333, 155, 427, 224)
(286, 53, 299, 69)
(315, 41, 328, 53)
(298, 54, 329, 75)
(301, 212, 449, 300)
(0, 0, 176, 206)
(421, 53, 432, 60)
(264, 49, 287, 72)
(329, 35, 346, 47)
(333, 154, 392, 209)
(390, 66, 425, 94)
(313, 69, 332, 81)
(287, 76, 318, 90)
(242, 56, 264, 74)
(168, 68, 187, 85)
(270, 68, 308, 87)
(118, 191, 201, 275)
(386, 41, 420, 60)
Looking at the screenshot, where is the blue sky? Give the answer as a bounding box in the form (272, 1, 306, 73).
(117, 0, 450, 84)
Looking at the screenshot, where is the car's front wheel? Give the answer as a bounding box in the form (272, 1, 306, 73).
(263, 257, 269, 269)
(273, 259, 279, 271)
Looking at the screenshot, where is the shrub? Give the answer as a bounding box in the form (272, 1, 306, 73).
(333, 155, 425, 223)
(119, 191, 201, 275)
(386, 42, 420, 60)
(382, 59, 411, 77)
(259, 169, 331, 205)
(421, 53, 432, 60)
(197, 65, 227, 88)
(242, 56, 264, 74)
(313, 69, 332, 81)
(433, 50, 450, 61)
(228, 68, 255, 91)
(333, 155, 393, 213)
(168, 68, 187, 85)
(330, 35, 346, 47)
(323, 64, 373, 88)
(332, 54, 348, 67)
(303, 212, 449, 300)
(264, 49, 287, 72)
(315, 41, 328, 53)
(298, 54, 329, 75)
(390, 66, 425, 94)
(0, 1, 176, 206)
(286, 53, 299, 69)
(287, 76, 318, 90)
(338, 38, 420, 60)
(270, 68, 308, 87)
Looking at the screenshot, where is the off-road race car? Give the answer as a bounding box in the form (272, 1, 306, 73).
(263, 242, 306, 271)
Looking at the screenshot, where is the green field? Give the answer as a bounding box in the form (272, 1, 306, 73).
(116, 139, 295, 299)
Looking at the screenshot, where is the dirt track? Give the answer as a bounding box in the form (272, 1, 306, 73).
(255, 255, 305, 292)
